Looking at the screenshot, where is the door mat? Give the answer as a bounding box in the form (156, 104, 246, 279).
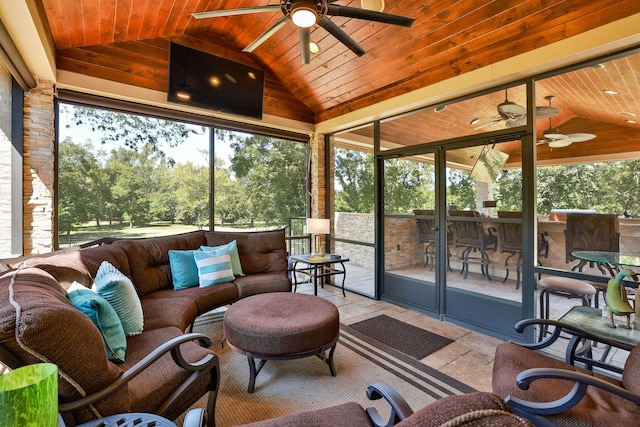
(348, 314, 454, 359)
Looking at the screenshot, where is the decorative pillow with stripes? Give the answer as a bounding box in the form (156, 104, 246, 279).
(193, 251, 235, 287)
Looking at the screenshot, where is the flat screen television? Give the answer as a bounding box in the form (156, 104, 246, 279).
(470, 146, 509, 183)
(167, 42, 265, 119)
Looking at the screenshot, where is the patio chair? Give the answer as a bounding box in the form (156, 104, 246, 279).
(493, 317, 640, 427)
(496, 211, 550, 289)
(449, 210, 497, 280)
(564, 213, 620, 306)
(414, 209, 452, 271)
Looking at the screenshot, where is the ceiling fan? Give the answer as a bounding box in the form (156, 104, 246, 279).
(191, 0, 415, 64)
(536, 96, 596, 148)
(472, 89, 562, 130)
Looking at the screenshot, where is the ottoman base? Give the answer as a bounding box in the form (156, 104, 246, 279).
(228, 336, 338, 393)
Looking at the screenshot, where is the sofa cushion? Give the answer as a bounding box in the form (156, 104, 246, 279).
(144, 283, 239, 322)
(93, 261, 144, 336)
(168, 249, 199, 290)
(233, 272, 292, 298)
(120, 327, 215, 420)
(115, 231, 206, 297)
(25, 244, 131, 288)
(67, 281, 127, 362)
(193, 251, 235, 287)
(493, 342, 640, 426)
(237, 401, 372, 427)
(0, 267, 128, 422)
(200, 239, 244, 276)
(204, 229, 288, 275)
(396, 392, 530, 426)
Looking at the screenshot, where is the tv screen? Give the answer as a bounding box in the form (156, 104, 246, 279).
(167, 42, 265, 119)
(470, 146, 509, 183)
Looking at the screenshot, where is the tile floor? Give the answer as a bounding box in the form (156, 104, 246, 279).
(295, 279, 632, 393)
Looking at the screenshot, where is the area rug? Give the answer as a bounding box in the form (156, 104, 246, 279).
(188, 310, 474, 427)
(348, 314, 454, 359)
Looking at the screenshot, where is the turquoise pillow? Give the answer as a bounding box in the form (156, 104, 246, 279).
(169, 249, 199, 290)
(67, 281, 127, 362)
(92, 261, 144, 336)
(200, 239, 244, 276)
(193, 251, 235, 287)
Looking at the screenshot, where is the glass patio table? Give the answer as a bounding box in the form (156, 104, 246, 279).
(572, 251, 640, 276)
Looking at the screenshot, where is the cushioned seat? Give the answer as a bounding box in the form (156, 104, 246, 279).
(224, 292, 340, 392)
(538, 276, 596, 341)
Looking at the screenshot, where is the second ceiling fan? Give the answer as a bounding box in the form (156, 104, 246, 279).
(537, 96, 596, 148)
(192, 0, 415, 64)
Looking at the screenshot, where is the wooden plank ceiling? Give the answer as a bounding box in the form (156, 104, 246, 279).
(39, 0, 640, 163)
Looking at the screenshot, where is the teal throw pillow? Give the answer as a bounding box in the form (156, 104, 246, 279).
(92, 261, 144, 336)
(67, 281, 127, 362)
(200, 239, 244, 276)
(193, 251, 235, 287)
(169, 249, 199, 290)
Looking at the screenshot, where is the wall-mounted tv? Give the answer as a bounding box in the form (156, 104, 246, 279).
(167, 42, 265, 119)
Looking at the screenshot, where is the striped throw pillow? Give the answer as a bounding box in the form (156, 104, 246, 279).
(193, 251, 235, 287)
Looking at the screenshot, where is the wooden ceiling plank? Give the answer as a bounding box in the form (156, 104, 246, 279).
(120, 0, 142, 43)
(42, 0, 73, 49)
(81, 0, 101, 46)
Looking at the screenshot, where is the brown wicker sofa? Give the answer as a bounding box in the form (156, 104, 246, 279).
(0, 229, 291, 427)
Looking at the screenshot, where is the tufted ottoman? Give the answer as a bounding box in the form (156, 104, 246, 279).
(223, 292, 340, 393)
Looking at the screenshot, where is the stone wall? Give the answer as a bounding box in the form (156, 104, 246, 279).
(22, 81, 55, 255)
(0, 67, 13, 257)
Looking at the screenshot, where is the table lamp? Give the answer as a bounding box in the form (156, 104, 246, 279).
(0, 363, 58, 427)
(306, 218, 330, 257)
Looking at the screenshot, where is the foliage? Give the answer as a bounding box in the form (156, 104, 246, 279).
(334, 149, 375, 213)
(224, 131, 307, 226)
(62, 104, 204, 162)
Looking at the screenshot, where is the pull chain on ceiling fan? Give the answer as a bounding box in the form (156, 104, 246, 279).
(192, 0, 415, 64)
(537, 95, 596, 148)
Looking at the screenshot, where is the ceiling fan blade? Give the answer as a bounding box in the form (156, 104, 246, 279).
(535, 105, 562, 119)
(300, 28, 311, 64)
(243, 16, 290, 53)
(474, 118, 503, 130)
(326, 5, 415, 27)
(318, 16, 366, 56)
(192, 5, 280, 19)
(566, 133, 596, 143)
(505, 116, 526, 128)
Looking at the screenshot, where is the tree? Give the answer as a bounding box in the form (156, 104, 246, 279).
(334, 149, 375, 213)
(58, 138, 105, 236)
(225, 132, 307, 227)
(63, 105, 204, 160)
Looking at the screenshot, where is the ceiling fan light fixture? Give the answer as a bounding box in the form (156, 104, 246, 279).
(291, 1, 318, 28)
(309, 40, 320, 54)
(361, 0, 385, 12)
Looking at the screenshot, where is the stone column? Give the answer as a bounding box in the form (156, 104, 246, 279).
(22, 81, 55, 255)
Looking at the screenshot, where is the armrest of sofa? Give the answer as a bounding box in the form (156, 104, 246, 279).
(506, 367, 640, 415)
(58, 333, 217, 413)
(364, 382, 414, 427)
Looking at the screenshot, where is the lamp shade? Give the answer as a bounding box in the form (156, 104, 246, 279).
(306, 218, 330, 234)
(0, 363, 58, 427)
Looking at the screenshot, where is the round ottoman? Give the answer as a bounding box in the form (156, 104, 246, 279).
(223, 292, 340, 393)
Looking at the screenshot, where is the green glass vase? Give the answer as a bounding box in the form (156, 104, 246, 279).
(0, 363, 58, 427)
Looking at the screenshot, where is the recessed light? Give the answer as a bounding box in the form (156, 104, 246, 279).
(247, 72, 256, 80)
(603, 89, 621, 95)
(621, 111, 636, 116)
(591, 63, 605, 69)
(209, 76, 221, 87)
(626, 119, 637, 124)
(434, 104, 446, 112)
(470, 118, 479, 126)
(225, 74, 237, 83)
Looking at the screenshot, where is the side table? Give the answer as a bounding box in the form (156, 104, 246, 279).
(290, 254, 349, 296)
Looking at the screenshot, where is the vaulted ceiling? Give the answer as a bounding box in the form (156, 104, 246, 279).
(38, 0, 640, 129)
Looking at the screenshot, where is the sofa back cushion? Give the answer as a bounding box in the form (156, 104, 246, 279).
(25, 244, 131, 289)
(622, 342, 640, 394)
(115, 231, 206, 297)
(0, 267, 127, 416)
(204, 229, 288, 275)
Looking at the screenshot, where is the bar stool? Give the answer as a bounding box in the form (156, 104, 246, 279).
(538, 276, 596, 342)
